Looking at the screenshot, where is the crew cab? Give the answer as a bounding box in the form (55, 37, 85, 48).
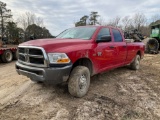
(16, 26, 145, 97)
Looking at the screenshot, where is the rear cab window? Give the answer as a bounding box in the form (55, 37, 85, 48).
(112, 29, 123, 42)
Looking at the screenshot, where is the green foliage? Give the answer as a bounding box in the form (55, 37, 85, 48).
(89, 11, 100, 25)
(0, 1, 53, 43)
(26, 24, 52, 41)
(0, 1, 12, 38)
(75, 15, 89, 27)
(6, 21, 24, 44)
(75, 12, 100, 27)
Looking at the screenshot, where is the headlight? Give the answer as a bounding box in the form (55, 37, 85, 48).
(48, 53, 70, 64)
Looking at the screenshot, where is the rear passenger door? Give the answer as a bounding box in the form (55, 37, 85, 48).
(112, 29, 127, 66)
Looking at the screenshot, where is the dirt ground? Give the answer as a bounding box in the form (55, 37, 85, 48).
(0, 54, 160, 120)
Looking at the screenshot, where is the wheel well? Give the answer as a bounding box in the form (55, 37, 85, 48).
(137, 51, 141, 58)
(72, 58, 93, 75)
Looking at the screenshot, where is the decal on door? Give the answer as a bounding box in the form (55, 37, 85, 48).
(97, 52, 102, 56)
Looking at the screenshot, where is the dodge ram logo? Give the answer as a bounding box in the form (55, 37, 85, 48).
(24, 48, 29, 62)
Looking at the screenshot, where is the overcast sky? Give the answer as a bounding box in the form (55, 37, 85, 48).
(1, 0, 160, 35)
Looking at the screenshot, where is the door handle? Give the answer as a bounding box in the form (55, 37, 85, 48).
(109, 46, 115, 49)
(123, 45, 127, 48)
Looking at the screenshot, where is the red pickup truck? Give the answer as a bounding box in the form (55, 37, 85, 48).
(16, 26, 145, 97)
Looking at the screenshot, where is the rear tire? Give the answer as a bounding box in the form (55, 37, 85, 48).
(130, 55, 140, 70)
(1, 50, 13, 63)
(68, 66, 90, 98)
(143, 38, 159, 53)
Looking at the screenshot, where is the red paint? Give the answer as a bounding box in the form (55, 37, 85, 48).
(20, 26, 145, 75)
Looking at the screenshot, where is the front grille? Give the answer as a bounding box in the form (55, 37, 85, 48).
(18, 47, 47, 67)
(29, 48, 43, 55)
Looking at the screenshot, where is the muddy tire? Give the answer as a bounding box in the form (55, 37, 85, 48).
(1, 50, 13, 63)
(68, 66, 90, 98)
(143, 38, 159, 53)
(130, 55, 140, 70)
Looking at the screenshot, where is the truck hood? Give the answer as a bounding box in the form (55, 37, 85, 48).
(19, 38, 93, 53)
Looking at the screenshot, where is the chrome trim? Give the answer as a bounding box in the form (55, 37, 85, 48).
(19, 53, 43, 58)
(28, 54, 44, 58)
(18, 46, 49, 67)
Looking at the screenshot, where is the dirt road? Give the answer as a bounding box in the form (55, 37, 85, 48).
(0, 54, 160, 120)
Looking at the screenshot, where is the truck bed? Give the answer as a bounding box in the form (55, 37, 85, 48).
(125, 39, 135, 43)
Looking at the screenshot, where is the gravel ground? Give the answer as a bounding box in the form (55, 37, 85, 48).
(0, 54, 160, 120)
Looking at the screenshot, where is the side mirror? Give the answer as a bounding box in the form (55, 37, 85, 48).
(97, 35, 111, 43)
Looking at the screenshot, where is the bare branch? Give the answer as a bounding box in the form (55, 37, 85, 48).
(132, 13, 147, 30)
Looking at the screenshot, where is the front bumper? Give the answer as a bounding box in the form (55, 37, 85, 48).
(16, 62, 72, 84)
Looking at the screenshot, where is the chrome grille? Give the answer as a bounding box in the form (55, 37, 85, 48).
(18, 46, 48, 67)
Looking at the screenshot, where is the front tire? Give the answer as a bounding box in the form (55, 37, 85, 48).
(130, 55, 140, 70)
(68, 66, 90, 98)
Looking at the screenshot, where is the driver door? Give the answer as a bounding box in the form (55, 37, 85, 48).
(94, 27, 116, 72)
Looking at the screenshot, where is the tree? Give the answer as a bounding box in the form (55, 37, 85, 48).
(17, 12, 44, 31)
(89, 11, 100, 25)
(26, 24, 52, 40)
(107, 16, 121, 27)
(139, 25, 150, 37)
(75, 12, 100, 26)
(122, 16, 132, 30)
(75, 15, 89, 27)
(81, 15, 89, 25)
(17, 12, 51, 41)
(132, 13, 147, 31)
(0, 1, 12, 39)
(5, 21, 24, 44)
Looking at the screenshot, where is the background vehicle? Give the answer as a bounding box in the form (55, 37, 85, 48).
(16, 26, 145, 97)
(0, 42, 17, 63)
(143, 21, 160, 53)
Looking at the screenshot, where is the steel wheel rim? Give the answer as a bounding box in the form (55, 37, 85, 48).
(6, 52, 12, 61)
(149, 44, 155, 49)
(79, 74, 87, 91)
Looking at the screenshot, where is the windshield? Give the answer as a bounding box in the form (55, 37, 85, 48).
(56, 27, 97, 40)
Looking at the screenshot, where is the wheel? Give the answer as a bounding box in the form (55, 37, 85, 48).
(68, 66, 90, 98)
(148, 38, 159, 53)
(143, 38, 159, 53)
(1, 50, 13, 63)
(130, 55, 140, 70)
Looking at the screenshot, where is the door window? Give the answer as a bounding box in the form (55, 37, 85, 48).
(97, 28, 110, 40)
(112, 29, 123, 42)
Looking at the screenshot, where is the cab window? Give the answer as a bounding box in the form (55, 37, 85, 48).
(97, 28, 110, 40)
(112, 29, 123, 42)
